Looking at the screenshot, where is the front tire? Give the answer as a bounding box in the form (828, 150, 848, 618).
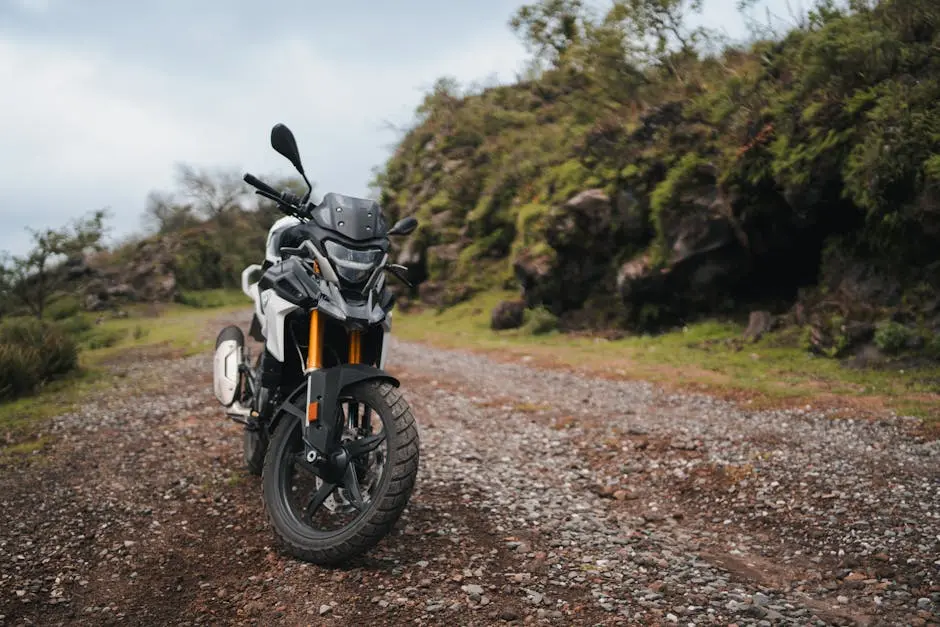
(261, 381, 419, 565)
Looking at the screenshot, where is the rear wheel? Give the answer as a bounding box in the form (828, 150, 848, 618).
(261, 381, 419, 565)
(243, 427, 267, 476)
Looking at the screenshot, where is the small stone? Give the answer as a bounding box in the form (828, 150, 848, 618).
(836, 596, 849, 604)
(753, 592, 771, 606)
(499, 608, 520, 621)
(319, 604, 332, 616)
(916, 598, 931, 609)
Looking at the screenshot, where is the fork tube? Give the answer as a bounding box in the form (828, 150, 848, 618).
(305, 310, 322, 424)
(349, 330, 362, 365)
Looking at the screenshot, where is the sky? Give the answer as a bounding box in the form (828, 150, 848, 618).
(0, 0, 788, 256)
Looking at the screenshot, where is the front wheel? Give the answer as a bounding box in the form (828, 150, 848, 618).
(261, 381, 419, 565)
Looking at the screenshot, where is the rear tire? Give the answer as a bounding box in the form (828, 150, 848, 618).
(243, 427, 267, 476)
(261, 381, 419, 565)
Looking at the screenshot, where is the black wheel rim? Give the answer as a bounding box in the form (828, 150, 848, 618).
(275, 396, 389, 537)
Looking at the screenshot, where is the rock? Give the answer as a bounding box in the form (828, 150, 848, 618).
(743, 311, 773, 341)
(395, 236, 429, 286)
(516, 188, 642, 313)
(499, 608, 520, 621)
(318, 604, 332, 616)
(462, 584, 484, 596)
(106, 283, 136, 299)
(491, 300, 526, 331)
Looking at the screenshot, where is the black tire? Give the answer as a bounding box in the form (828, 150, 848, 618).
(261, 381, 419, 565)
(215, 325, 244, 349)
(243, 427, 267, 476)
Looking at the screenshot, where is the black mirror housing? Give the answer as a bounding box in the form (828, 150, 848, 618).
(271, 123, 305, 175)
(388, 216, 418, 236)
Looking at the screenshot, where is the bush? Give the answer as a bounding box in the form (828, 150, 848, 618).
(0, 344, 43, 400)
(81, 326, 127, 350)
(45, 295, 81, 321)
(0, 317, 80, 401)
(873, 321, 913, 354)
(56, 313, 93, 337)
(523, 306, 559, 335)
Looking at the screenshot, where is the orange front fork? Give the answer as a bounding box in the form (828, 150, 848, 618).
(349, 330, 362, 365)
(306, 310, 323, 424)
(305, 311, 362, 425)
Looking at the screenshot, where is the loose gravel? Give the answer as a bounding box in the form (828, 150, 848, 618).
(0, 313, 936, 626)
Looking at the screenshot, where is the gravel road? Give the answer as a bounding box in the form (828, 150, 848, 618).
(1, 311, 937, 626)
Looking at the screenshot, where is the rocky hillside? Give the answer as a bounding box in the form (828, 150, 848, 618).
(376, 0, 940, 358)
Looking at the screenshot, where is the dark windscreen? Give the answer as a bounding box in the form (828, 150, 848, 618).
(310, 193, 388, 241)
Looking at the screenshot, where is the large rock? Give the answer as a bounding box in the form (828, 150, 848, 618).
(395, 236, 428, 287)
(616, 214, 751, 328)
(515, 188, 650, 314)
(490, 300, 526, 330)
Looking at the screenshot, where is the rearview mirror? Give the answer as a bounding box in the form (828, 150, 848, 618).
(388, 216, 418, 236)
(271, 123, 305, 175)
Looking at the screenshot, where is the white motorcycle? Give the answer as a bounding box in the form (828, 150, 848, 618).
(212, 123, 420, 565)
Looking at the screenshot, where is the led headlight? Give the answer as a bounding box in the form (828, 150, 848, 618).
(324, 240, 383, 284)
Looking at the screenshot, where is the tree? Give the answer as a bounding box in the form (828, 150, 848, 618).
(603, 0, 713, 80)
(2, 210, 108, 319)
(175, 163, 251, 221)
(143, 191, 199, 234)
(510, 0, 588, 67)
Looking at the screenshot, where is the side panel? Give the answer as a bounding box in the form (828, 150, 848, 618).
(261, 288, 300, 362)
(249, 283, 263, 326)
(379, 312, 392, 368)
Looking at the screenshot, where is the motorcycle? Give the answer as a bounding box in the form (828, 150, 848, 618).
(212, 123, 420, 565)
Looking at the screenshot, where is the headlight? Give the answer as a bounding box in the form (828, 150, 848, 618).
(324, 240, 383, 284)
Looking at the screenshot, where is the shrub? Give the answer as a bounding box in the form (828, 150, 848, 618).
(873, 321, 913, 354)
(81, 326, 127, 350)
(0, 344, 42, 401)
(0, 317, 80, 401)
(56, 314, 93, 337)
(0, 317, 79, 380)
(46, 295, 82, 321)
(523, 306, 559, 335)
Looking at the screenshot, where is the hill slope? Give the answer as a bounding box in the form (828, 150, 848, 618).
(375, 0, 940, 358)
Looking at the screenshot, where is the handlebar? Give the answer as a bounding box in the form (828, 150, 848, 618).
(243, 173, 305, 218)
(243, 173, 279, 197)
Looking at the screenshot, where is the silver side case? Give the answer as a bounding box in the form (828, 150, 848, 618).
(213, 338, 244, 407)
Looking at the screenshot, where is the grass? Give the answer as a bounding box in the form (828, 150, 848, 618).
(393, 291, 940, 424)
(0, 289, 251, 453)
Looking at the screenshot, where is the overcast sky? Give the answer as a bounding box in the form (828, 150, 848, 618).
(0, 0, 786, 256)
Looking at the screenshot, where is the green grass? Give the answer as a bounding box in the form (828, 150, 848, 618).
(0, 289, 250, 453)
(177, 288, 251, 309)
(393, 291, 940, 423)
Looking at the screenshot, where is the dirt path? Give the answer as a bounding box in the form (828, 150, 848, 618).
(0, 311, 937, 626)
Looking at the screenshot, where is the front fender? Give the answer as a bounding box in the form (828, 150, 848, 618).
(270, 364, 400, 454)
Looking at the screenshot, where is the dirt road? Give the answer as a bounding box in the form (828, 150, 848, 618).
(1, 311, 937, 626)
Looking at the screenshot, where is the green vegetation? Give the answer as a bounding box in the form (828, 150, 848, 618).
(394, 291, 940, 421)
(376, 0, 940, 360)
(0, 318, 79, 401)
(0, 291, 247, 453)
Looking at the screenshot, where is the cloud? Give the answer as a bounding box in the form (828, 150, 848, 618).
(0, 19, 527, 255)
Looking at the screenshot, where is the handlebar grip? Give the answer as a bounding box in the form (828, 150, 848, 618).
(243, 173, 279, 197)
